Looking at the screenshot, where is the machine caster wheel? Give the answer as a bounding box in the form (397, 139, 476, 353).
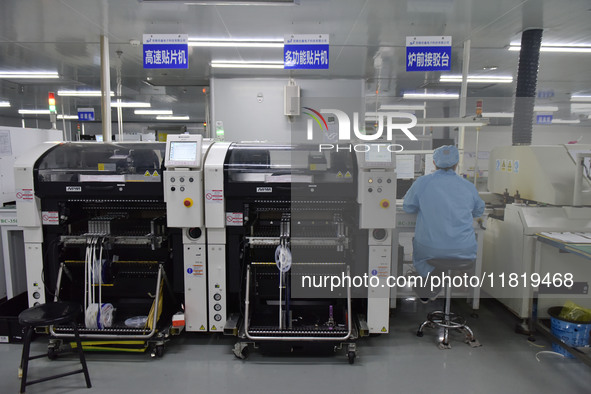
(233, 343, 249, 360)
(347, 351, 356, 364)
(47, 347, 59, 360)
(151, 345, 164, 358)
(416, 331, 424, 337)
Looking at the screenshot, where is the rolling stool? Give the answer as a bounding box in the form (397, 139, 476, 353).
(416, 259, 481, 349)
(18, 302, 91, 393)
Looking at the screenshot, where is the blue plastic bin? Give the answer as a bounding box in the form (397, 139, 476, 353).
(548, 306, 591, 358)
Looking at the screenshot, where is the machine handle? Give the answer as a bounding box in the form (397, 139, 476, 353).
(85, 185, 116, 191)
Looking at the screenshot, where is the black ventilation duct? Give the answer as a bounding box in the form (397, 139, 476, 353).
(512, 29, 543, 146)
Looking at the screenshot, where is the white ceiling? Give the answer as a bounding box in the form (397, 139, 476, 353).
(0, 0, 590, 125)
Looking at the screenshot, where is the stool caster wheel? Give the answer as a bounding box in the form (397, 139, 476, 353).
(527, 336, 536, 342)
(347, 351, 356, 364)
(416, 331, 424, 337)
(470, 312, 479, 319)
(438, 342, 452, 350)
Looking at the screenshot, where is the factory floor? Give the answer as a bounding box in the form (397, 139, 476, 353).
(1, 298, 590, 394)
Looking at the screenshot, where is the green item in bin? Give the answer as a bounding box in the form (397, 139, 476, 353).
(558, 301, 591, 323)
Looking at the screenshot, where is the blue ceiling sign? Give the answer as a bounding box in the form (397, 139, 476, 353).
(406, 36, 452, 72)
(143, 34, 188, 69)
(284, 34, 329, 70)
(77, 108, 95, 121)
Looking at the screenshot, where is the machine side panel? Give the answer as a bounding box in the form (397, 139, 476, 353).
(24, 243, 43, 307)
(208, 244, 226, 331)
(204, 143, 230, 229)
(482, 213, 530, 317)
(488, 145, 591, 206)
(183, 240, 208, 332)
(367, 240, 391, 333)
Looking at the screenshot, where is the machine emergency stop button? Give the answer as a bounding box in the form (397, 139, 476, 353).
(380, 199, 390, 208)
(183, 198, 193, 207)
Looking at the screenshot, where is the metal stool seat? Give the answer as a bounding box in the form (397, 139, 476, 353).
(416, 259, 481, 349)
(18, 302, 91, 393)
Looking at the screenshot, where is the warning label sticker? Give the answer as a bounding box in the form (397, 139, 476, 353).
(226, 212, 244, 226)
(42, 211, 59, 225)
(205, 189, 223, 204)
(16, 188, 34, 203)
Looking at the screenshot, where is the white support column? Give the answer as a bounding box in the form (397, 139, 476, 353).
(100, 35, 112, 142)
(457, 39, 470, 174)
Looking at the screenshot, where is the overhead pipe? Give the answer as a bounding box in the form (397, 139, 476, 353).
(512, 29, 543, 146)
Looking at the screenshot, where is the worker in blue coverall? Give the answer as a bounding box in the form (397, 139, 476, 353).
(402, 145, 485, 301)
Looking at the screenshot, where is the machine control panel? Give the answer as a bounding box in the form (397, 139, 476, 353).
(164, 170, 203, 228)
(358, 171, 396, 229)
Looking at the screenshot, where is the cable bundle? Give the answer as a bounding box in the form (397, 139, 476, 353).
(83, 237, 114, 328)
(85, 303, 114, 329)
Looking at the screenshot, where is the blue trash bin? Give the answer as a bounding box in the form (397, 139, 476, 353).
(548, 306, 591, 358)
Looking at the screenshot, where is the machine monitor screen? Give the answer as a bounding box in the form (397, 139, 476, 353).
(164, 134, 203, 168)
(358, 144, 395, 169)
(364, 147, 391, 163)
(95, 135, 103, 142)
(170, 141, 198, 162)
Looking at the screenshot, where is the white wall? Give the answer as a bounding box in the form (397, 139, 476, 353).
(211, 78, 364, 143)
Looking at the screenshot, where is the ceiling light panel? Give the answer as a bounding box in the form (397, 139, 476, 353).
(58, 90, 115, 97)
(0, 71, 59, 79)
(403, 92, 459, 99)
(134, 109, 173, 115)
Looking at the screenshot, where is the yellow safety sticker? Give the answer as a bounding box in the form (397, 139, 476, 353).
(381, 327, 387, 332)
(211, 325, 217, 330)
(152, 170, 159, 177)
(337, 171, 343, 178)
(501, 160, 506, 172)
(199, 325, 205, 330)
(98, 163, 105, 171)
(144, 170, 151, 177)
(310, 164, 317, 170)
(507, 160, 512, 172)
(345, 171, 352, 178)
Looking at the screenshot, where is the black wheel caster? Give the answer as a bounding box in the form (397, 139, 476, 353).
(417, 331, 424, 337)
(347, 351, 356, 364)
(47, 347, 58, 360)
(527, 336, 536, 342)
(151, 345, 164, 358)
(240, 346, 250, 360)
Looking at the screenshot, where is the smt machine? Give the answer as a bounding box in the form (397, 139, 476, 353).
(15, 142, 179, 356)
(203, 143, 396, 363)
(483, 145, 591, 325)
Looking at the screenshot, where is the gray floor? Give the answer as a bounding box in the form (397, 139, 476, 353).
(1, 298, 590, 394)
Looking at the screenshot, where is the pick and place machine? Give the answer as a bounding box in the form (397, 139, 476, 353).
(16, 137, 397, 361)
(15, 141, 180, 356)
(202, 143, 396, 362)
(483, 144, 591, 324)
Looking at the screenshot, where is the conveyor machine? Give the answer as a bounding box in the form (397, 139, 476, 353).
(15, 141, 180, 357)
(483, 144, 591, 328)
(203, 143, 396, 363)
